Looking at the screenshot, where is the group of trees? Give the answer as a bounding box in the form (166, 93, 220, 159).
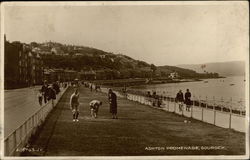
(41, 54, 154, 79)
(37, 40, 220, 80)
(42, 54, 117, 70)
(41, 54, 220, 80)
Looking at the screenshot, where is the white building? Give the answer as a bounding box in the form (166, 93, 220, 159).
(169, 71, 180, 79)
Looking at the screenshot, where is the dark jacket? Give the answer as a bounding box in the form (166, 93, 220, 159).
(48, 88, 56, 100)
(185, 91, 192, 105)
(41, 85, 49, 97)
(176, 92, 184, 102)
(53, 83, 60, 94)
(108, 92, 117, 114)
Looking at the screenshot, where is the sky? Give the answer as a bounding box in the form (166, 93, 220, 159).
(3, 2, 249, 66)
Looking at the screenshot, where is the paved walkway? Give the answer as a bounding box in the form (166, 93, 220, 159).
(25, 86, 245, 156)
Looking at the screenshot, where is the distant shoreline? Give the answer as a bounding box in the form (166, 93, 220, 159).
(95, 77, 225, 87)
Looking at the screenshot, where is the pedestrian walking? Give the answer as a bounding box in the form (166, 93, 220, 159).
(41, 80, 49, 104)
(53, 81, 60, 94)
(47, 86, 56, 101)
(70, 88, 80, 122)
(108, 89, 118, 119)
(37, 89, 43, 106)
(185, 89, 192, 112)
(176, 90, 184, 112)
(89, 100, 102, 118)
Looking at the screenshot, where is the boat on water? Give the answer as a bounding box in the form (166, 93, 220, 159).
(230, 83, 235, 86)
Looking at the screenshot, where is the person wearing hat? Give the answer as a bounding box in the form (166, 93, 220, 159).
(185, 89, 192, 112)
(70, 88, 80, 122)
(108, 89, 118, 119)
(41, 80, 49, 103)
(176, 90, 184, 112)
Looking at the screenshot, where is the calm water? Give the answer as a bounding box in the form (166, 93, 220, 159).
(130, 76, 246, 106)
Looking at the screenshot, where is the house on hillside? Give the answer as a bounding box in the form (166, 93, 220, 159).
(100, 55, 106, 59)
(75, 53, 82, 56)
(169, 71, 180, 79)
(51, 47, 64, 55)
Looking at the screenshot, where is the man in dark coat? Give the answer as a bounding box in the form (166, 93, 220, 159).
(176, 90, 184, 112)
(52, 81, 60, 94)
(185, 89, 192, 112)
(47, 86, 56, 101)
(41, 80, 49, 103)
(108, 89, 118, 119)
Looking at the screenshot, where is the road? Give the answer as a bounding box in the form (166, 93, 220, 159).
(4, 86, 65, 138)
(4, 86, 42, 138)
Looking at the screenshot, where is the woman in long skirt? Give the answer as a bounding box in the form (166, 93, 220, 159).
(108, 89, 118, 119)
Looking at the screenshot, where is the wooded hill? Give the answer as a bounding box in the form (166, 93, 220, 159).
(37, 41, 220, 79)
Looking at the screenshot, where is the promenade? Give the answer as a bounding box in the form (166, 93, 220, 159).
(25, 86, 245, 156)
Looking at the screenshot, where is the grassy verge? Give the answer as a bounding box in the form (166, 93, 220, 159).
(24, 86, 245, 156)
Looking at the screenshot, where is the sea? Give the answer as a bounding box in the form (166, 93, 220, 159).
(129, 76, 246, 110)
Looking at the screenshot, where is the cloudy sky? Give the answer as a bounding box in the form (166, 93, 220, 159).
(3, 2, 248, 66)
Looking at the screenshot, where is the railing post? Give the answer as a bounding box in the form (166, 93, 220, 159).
(229, 97, 232, 129)
(167, 98, 169, 111)
(213, 96, 216, 125)
(199, 96, 203, 121)
(25, 121, 27, 136)
(32, 115, 34, 129)
(174, 98, 176, 113)
(35, 112, 38, 126)
(27, 118, 30, 134)
(13, 131, 17, 154)
(20, 125, 23, 144)
(191, 95, 194, 118)
(221, 97, 223, 112)
(205, 96, 208, 109)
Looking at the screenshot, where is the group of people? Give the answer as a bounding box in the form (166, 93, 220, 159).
(146, 91, 163, 107)
(176, 89, 192, 112)
(69, 87, 118, 122)
(37, 80, 62, 106)
(83, 81, 101, 92)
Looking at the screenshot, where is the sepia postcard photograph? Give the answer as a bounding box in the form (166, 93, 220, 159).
(0, 1, 249, 160)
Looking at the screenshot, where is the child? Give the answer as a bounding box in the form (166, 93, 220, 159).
(89, 100, 102, 118)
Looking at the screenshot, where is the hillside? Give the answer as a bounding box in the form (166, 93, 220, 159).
(177, 61, 245, 77)
(32, 41, 220, 79)
(157, 65, 219, 78)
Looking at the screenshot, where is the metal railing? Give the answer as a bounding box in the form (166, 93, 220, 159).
(100, 87, 246, 133)
(127, 93, 245, 132)
(4, 86, 68, 156)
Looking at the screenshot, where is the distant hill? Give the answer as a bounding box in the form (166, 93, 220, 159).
(30, 41, 220, 79)
(157, 65, 219, 79)
(177, 61, 245, 77)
